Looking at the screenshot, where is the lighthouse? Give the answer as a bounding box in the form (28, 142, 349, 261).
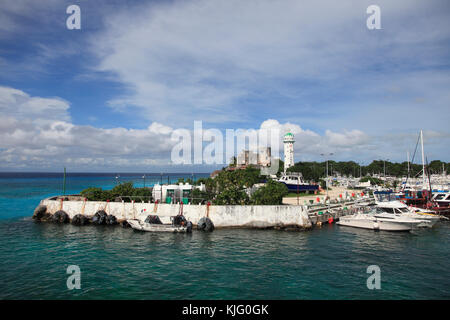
(283, 131, 295, 172)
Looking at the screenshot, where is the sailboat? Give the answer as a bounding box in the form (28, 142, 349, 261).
(397, 131, 431, 201)
(396, 131, 450, 216)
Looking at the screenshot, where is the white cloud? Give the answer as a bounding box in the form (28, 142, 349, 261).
(148, 122, 173, 135)
(1, 1, 448, 163)
(88, 0, 450, 127)
(0, 87, 182, 169)
(325, 130, 369, 148)
(1, 0, 450, 169)
(0, 87, 448, 170)
(257, 120, 371, 160)
(0, 86, 71, 123)
(0, 87, 450, 171)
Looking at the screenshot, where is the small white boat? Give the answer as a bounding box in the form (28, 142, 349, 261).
(127, 218, 192, 233)
(375, 201, 439, 228)
(337, 212, 422, 231)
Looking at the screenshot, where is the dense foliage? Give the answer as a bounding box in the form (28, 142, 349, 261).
(212, 167, 263, 205)
(190, 167, 288, 205)
(276, 159, 284, 175)
(80, 182, 152, 202)
(287, 160, 449, 182)
(79, 187, 109, 201)
(250, 179, 288, 205)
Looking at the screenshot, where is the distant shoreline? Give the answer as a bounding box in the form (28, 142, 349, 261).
(0, 172, 212, 178)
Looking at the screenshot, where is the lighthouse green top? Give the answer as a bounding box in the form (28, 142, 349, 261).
(283, 132, 295, 142)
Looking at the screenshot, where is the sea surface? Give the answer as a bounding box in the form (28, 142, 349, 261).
(0, 172, 449, 300)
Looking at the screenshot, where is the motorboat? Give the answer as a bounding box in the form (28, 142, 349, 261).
(410, 206, 449, 221)
(276, 172, 319, 192)
(375, 200, 439, 227)
(337, 211, 422, 231)
(127, 215, 192, 233)
(374, 191, 439, 227)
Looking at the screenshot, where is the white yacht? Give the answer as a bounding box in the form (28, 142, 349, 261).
(337, 211, 422, 231)
(375, 200, 439, 227)
(374, 191, 439, 227)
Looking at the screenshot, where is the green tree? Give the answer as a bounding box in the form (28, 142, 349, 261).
(229, 156, 237, 167)
(110, 182, 135, 198)
(80, 182, 153, 202)
(319, 179, 326, 189)
(80, 187, 111, 201)
(214, 184, 249, 205)
(191, 188, 212, 204)
(276, 159, 284, 176)
(205, 167, 264, 205)
(132, 187, 153, 201)
(250, 180, 288, 205)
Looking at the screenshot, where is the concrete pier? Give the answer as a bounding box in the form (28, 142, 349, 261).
(36, 196, 313, 229)
(35, 195, 370, 229)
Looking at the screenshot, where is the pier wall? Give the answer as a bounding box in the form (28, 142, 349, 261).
(39, 198, 313, 229)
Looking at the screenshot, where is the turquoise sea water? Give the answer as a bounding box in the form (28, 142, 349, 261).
(0, 173, 449, 300)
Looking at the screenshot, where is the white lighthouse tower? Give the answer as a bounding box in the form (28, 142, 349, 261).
(283, 131, 295, 172)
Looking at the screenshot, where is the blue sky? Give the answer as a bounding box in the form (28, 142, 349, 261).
(0, 0, 449, 172)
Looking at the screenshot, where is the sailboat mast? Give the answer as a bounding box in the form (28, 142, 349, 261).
(420, 130, 426, 190)
(407, 151, 410, 179)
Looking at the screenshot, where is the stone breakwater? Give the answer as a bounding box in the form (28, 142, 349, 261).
(33, 195, 313, 229)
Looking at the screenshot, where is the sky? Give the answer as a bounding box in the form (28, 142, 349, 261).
(0, 0, 449, 172)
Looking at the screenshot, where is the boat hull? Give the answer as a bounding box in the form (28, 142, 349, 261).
(127, 219, 190, 233)
(412, 215, 439, 227)
(282, 183, 319, 192)
(337, 215, 417, 231)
